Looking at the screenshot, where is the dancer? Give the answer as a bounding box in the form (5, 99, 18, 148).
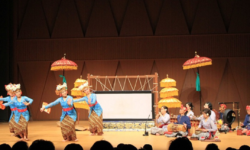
(186, 102, 194, 118)
(151, 106, 170, 135)
(0, 83, 17, 135)
(10, 84, 33, 141)
(165, 105, 191, 137)
(72, 81, 103, 136)
(191, 108, 217, 140)
(40, 83, 78, 141)
(240, 105, 250, 136)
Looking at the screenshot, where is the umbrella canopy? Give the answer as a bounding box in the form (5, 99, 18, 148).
(51, 54, 78, 71)
(183, 52, 212, 70)
(160, 74, 176, 87)
(158, 97, 182, 108)
(182, 51, 212, 112)
(160, 87, 178, 98)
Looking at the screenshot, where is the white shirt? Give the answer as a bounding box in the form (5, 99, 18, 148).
(198, 110, 216, 123)
(157, 113, 171, 124)
(186, 110, 194, 118)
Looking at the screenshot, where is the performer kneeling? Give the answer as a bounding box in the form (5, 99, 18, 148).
(151, 106, 170, 135)
(0, 83, 17, 135)
(191, 108, 217, 140)
(9, 84, 33, 141)
(240, 105, 250, 136)
(40, 83, 78, 141)
(165, 105, 191, 137)
(73, 81, 103, 136)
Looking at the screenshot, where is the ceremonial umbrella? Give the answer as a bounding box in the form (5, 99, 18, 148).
(158, 75, 181, 109)
(183, 51, 212, 111)
(158, 97, 182, 108)
(51, 53, 78, 76)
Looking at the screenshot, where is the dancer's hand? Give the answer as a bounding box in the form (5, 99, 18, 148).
(67, 99, 72, 106)
(40, 107, 45, 112)
(88, 98, 91, 104)
(23, 102, 29, 106)
(240, 122, 244, 126)
(0, 95, 3, 98)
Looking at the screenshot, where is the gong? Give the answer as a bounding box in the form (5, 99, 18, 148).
(223, 109, 236, 124)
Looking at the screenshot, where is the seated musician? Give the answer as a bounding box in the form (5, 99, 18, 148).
(150, 106, 170, 135)
(191, 109, 217, 140)
(240, 105, 250, 136)
(165, 105, 191, 137)
(195, 102, 216, 123)
(186, 102, 194, 118)
(218, 104, 231, 132)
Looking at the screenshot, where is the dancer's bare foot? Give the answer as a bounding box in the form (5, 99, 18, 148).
(74, 139, 78, 142)
(24, 138, 29, 141)
(90, 133, 96, 136)
(62, 139, 69, 142)
(10, 133, 15, 136)
(156, 133, 160, 136)
(19, 138, 24, 141)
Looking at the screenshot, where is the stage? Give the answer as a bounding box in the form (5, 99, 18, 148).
(0, 121, 249, 150)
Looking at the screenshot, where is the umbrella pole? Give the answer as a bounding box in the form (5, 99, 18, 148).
(197, 68, 202, 112)
(63, 69, 65, 76)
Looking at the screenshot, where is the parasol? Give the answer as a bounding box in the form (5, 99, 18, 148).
(158, 75, 181, 109)
(160, 87, 178, 98)
(51, 53, 78, 76)
(158, 97, 182, 108)
(183, 51, 212, 111)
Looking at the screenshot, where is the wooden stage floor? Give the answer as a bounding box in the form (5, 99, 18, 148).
(0, 121, 249, 150)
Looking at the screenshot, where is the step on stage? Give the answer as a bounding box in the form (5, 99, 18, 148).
(0, 121, 249, 150)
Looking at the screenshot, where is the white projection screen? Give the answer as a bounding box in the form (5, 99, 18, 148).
(95, 91, 154, 120)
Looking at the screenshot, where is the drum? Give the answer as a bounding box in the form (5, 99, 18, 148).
(167, 123, 186, 132)
(223, 109, 236, 124)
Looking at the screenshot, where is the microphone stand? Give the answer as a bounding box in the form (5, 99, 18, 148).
(143, 113, 151, 136)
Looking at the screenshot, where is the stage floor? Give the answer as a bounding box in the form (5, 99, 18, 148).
(0, 121, 249, 150)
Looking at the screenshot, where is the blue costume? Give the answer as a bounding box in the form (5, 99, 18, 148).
(0, 96, 17, 121)
(74, 93, 103, 135)
(45, 95, 77, 122)
(175, 115, 191, 131)
(242, 114, 250, 130)
(13, 96, 33, 123)
(73, 93, 103, 118)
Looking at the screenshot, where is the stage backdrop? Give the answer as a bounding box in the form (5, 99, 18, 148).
(7, 0, 250, 120)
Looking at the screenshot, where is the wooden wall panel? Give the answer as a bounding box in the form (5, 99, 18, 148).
(228, 0, 250, 33)
(180, 0, 199, 32)
(41, 0, 62, 35)
(155, 0, 189, 35)
(18, 0, 50, 39)
(120, 0, 153, 36)
(74, 0, 95, 35)
(51, 0, 83, 38)
(144, 0, 163, 33)
(110, 0, 129, 34)
(85, 0, 118, 37)
(191, 0, 226, 34)
(18, 62, 51, 119)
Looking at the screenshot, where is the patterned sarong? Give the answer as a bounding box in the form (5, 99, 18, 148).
(61, 115, 77, 141)
(89, 111, 103, 135)
(14, 115, 28, 138)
